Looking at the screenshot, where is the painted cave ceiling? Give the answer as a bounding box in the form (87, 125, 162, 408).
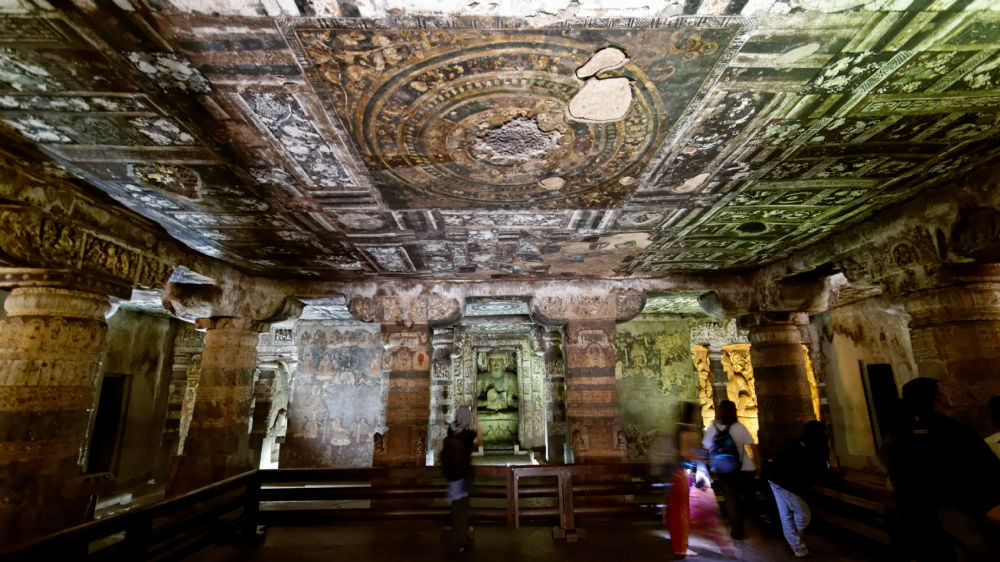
(2, 1, 1000, 279)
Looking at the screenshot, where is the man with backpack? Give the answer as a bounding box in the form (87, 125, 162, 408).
(702, 400, 758, 540)
(440, 406, 482, 554)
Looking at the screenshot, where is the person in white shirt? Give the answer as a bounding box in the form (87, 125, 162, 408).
(987, 396, 1000, 461)
(702, 400, 758, 540)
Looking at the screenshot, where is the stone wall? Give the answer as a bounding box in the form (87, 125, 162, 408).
(95, 308, 178, 501)
(813, 297, 917, 472)
(281, 321, 384, 467)
(614, 316, 698, 460)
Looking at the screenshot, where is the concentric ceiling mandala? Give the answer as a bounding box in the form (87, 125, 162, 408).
(295, 26, 739, 209)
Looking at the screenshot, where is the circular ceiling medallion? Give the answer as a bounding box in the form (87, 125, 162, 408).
(351, 36, 664, 207)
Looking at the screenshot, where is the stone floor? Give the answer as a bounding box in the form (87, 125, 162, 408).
(185, 518, 891, 562)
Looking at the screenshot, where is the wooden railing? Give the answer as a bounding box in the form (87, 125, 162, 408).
(3, 463, 665, 558)
(1, 470, 260, 561)
(257, 463, 663, 540)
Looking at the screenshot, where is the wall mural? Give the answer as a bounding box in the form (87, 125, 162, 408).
(282, 322, 384, 468)
(614, 318, 698, 460)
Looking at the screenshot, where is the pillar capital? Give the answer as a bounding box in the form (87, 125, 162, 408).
(529, 289, 645, 325)
(902, 264, 1000, 327)
(164, 275, 301, 328)
(3, 285, 111, 320)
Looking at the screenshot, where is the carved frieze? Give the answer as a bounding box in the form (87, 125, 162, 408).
(0, 205, 173, 294)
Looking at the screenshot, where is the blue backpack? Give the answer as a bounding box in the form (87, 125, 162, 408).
(709, 425, 741, 474)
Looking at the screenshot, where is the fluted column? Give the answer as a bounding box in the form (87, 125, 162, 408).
(903, 265, 1000, 434)
(0, 286, 110, 545)
(166, 317, 259, 495)
(748, 317, 816, 460)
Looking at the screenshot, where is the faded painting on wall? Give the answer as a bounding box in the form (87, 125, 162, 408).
(281, 322, 384, 468)
(614, 318, 698, 459)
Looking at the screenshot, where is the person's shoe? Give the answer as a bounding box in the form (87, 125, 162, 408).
(793, 547, 809, 558)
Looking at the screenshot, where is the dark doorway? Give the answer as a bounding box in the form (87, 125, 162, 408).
(860, 362, 898, 451)
(87, 374, 129, 474)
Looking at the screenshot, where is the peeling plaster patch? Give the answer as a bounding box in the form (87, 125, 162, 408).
(568, 47, 633, 123)
(243, 91, 353, 188)
(474, 117, 561, 165)
(4, 115, 71, 142)
(539, 176, 565, 190)
(129, 118, 195, 145)
(127, 52, 210, 94)
(576, 47, 627, 79)
(569, 77, 633, 122)
(0, 49, 59, 92)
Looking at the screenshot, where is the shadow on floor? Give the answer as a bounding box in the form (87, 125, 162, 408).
(184, 519, 892, 562)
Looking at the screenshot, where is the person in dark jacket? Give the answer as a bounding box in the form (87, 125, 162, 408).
(765, 421, 830, 558)
(885, 378, 1000, 562)
(441, 406, 482, 553)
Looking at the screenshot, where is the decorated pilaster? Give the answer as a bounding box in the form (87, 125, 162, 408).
(542, 326, 568, 463)
(428, 327, 456, 464)
(692, 345, 716, 429)
(531, 290, 644, 463)
(721, 344, 758, 440)
(349, 290, 462, 467)
(902, 264, 1000, 433)
(0, 273, 121, 546)
(747, 315, 816, 460)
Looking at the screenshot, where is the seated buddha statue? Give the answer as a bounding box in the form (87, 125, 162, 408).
(477, 353, 518, 412)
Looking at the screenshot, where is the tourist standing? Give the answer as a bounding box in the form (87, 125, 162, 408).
(764, 421, 831, 558)
(440, 406, 482, 554)
(702, 400, 758, 540)
(668, 401, 703, 558)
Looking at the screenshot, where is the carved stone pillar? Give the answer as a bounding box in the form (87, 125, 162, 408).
(721, 343, 757, 441)
(0, 283, 112, 546)
(692, 345, 715, 429)
(350, 293, 462, 467)
(747, 316, 816, 460)
(428, 327, 455, 464)
(543, 326, 568, 463)
(532, 291, 644, 463)
(708, 347, 728, 408)
(903, 265, 1000, 433)
(166, 317, 260, 495)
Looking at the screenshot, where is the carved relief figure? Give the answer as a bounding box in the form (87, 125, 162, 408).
(692, 345, 715, 429)
(722, 343, 758, 442)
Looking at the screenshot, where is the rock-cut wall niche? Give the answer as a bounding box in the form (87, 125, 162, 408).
(282, 321, 384, 468)
(614, 317, 698, 460)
